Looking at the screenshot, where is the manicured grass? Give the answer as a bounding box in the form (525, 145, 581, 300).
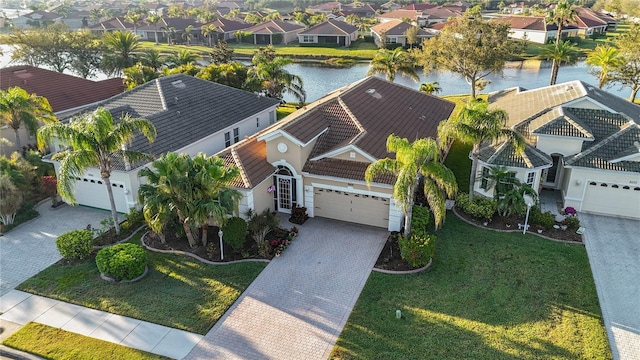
(277, 103, 299, 120)
(2, 322, 170, 360)
(331, 215, 610, 359)
(443, 140, 472, 193)
(16, 233, 266, 335)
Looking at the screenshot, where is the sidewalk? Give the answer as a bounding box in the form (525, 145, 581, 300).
(0, 290, 202, 359)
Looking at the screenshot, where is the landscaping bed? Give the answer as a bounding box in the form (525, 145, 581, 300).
(375, 232, 418, 272)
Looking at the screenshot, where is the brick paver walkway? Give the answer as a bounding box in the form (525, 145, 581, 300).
(581, 213, 640, 360)
(184, 218, 388, 360)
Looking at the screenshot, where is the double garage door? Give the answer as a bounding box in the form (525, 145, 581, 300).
(582, 181, 640, 219)
(313, 188, 389, 228)
(74, 177, 129, 213)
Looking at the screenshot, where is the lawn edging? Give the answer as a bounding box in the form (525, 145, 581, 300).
(94, 225, 147, 250)
(100, 265, 149, 283)
(373, 257, 432, 274)
(452, 207, 585, 245)
(141, 232, 271, 265)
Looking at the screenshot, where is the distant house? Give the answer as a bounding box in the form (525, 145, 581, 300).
(45, 74, 280, 213)
(307, 2, 342, 14)
(380, 1, 402, 12)
(136, 17, 202, 44)
(342, 3, 377, 18)
(298, 20, 358, 47)
(60, 10, 92, 29)
(570, 7, 609, 37)
(245, 20, 305, 45)
(88, 17, 133, 33)
(11, 11, 63, 29)
(496, 16, 578, 44)
(201, 18, 252, 42)
(0, 66, 123, 156)
(370, 19, 434, 47)
(377, 10, 427, 26)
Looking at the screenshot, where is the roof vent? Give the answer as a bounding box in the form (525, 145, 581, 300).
(171, 80, 186, 89)
(565, 85, 573, 92)
(366, 88, 382, 99)
(366, 88, 376, 94)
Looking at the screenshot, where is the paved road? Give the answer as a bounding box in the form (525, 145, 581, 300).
(0, 201, 110, 297)
(184, 217, 388, 360)
(580, 213, 640, 360)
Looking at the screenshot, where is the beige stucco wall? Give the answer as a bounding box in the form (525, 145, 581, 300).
(251, 178, 276, 215)
(1, 127, 34, 156)
(265, 135, 317, 175)
(331, 150, 373, 162)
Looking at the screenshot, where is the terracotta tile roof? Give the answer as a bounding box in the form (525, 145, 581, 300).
(0, 66, 124, 113)
(494, 16, 550, 31)
(370, 19, 433, 36)
(401, 3, 438, 11)
(220, 137, 276, 188)
(245, 20, 304, 34)
(572, 7, 608, 29)
(378, 9, 422, 21)
(302, 158, 394, 184)
(299, 20, 357, 35)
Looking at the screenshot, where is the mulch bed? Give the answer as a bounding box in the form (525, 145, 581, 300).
(375, 232, 419, 272)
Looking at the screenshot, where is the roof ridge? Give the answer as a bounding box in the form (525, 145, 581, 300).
(337, 97, 366, 145)
(230, 146, 251, 188)
(155, 78, 168, 110)
(561, 109, 594, 138)
(567, 121, 636, 165)
(486, 141, 508, 164)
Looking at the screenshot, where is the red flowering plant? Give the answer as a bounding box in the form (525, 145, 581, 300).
(41, 176, 61, 206)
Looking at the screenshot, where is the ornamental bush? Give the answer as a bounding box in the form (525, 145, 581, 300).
(530, 207, 556, 230)
(563, 215, 580, 230)
(411, 205, 431, 233)
(398, 231, 435, 268)
(222, 217, 248, 251)
(96, 243, 147, 281)
(56, 229, 93, 260)
(456, 193, 497, 220)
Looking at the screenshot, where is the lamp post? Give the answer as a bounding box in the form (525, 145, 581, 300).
(523, 194, 534, 235)
(219, 229, 224, 260)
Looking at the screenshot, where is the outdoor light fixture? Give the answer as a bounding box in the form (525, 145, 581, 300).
(523, 195, 534, 235)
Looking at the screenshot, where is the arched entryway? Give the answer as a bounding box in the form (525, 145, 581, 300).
(274, 165, 296, 214)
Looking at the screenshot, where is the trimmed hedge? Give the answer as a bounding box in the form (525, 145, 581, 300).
(96, 243, 147, 281)
(411, 205, 431, 233)
(222, 217, 248, 251)
(56, 229, 93, 260)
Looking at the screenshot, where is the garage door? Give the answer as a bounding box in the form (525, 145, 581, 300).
(74, 177, 128, 213)
(314, 188, 389, 228)
(582, 181, 640, 219)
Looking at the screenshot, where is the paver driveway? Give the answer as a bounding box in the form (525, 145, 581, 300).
(580, 213, 640, 360)
(0, 201, 110, 297)
(184, 217, 388, 360)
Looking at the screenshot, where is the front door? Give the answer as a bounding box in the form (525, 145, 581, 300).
(276, 175, 293, 213)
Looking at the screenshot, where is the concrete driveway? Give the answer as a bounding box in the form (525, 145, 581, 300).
(184, 217, 388, 360)
(0, 201, 111, 297)
(580, 213, 640, 360)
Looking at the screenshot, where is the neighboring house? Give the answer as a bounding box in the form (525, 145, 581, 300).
(502, 1, 540, 15)
(202, 18, 252, 42)
(380, 1, 402, 12)
(593, 11, 619, 31)
(399, 4, 464, 24)
(370, 19, 434, 47)
(482, 81, 640, 219)
(245, 20, 304, 45)
(342, 3, 377, 18)
(141, 3, 167, 16)
(377, 10, 427, 26)
(215, 76, 456, 231)
(496, 16, 578, 44)
(11, 11, 63, 28)
(60, 10, 92, 29)
(137, 17, 202, 44)
(46, 74, 280, 213)
(570, 7, 609, 37)
(88, 17, 133, 33)
(307, 2, 342, 14)
(0, 66, 123, 156)
(298, 20, 358, 47)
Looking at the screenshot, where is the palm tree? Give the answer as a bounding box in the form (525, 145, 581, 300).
(161, 26, 176, 45)
(586, 45, 623, 88)
(367, 48, 419, 82)
(235, 30, 252, 44)
(125, 11, 144, 35)
(419, 82, 442, 95)
(486, 166, 537, 217)
(541, 40, 580, 85)
(201, 24, 218, 47)
(167, 48, 201, 67)
(438, 99, 525, 201)
(123, 62, 161, 89)
(182, 25, 194, 45)
(365, 135, 457, 236)
(37, 108, 156, 235)
(101, 30, 141, 76)
(139, 49, 166, 70)
(146, 13, 162, 44)
(546, 0, 578, 46)
(250, 56, 306, 103)
(0, 87, 56, 151)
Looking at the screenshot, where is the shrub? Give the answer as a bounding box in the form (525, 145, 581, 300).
(96, 243, 147, 281)
(56, 229, 93, 260)
(398, 231, 435, 268)
(456, 193, 497, 220)
(563, 216, 580, 230)
(222, 217, 248, 251)
(411, 205, 431, 232)
(530, 207, 555, 230)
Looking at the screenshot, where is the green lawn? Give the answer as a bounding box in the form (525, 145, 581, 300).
(277, 103, 299, 120)
(331, 215, 610, 359)
(3, 322, 170, 360)
(16, 234, 266, 335)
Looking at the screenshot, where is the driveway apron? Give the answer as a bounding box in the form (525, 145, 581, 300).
(580, 213, 640, 360)
(184, 217, 388, 360)
(0, 201, 111, 297)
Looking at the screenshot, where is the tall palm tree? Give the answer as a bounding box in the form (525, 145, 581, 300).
(167, 48, 201, 68)
(182, 25, 194, 45)
(586, 45, 623, 89)
(146, 13, 162, 44)
(419, 81, 442, 95)
(37, 108, 156, 235)
(0, 87, 56, 151)
(125, 11, 144, 35)
(365, 134, 457, 235)
(438, 99, 525, 201)
(201, 24, 218, 47)
(250, 56, 306, 103)
(123, 62, 161, 89)
(367, 48, 419, 82)
(161, 26, 176, 45)
(546, 0, 578, 46)
(541, 40, 580, 85)
(139, 49, 166, 70)
(101, 30, 141, 76)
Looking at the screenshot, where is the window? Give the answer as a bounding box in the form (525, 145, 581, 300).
(233, 128, 239, 143)
(224, 131, 231, 147)
(388, 37, 397, 43)
(526, 172, 535, 186)
(480, 167, 490, 190)
(302, 35, 314, 43)
(256, 118, 260, 128)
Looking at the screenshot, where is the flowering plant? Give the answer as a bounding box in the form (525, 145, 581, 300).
(564, 207, 577, 215)
(267, 185, 276, 193)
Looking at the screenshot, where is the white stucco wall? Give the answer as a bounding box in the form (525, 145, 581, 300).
(563, 166, 640, 213)
(509, 29, 548, 44)
(535, 136, 585, 157)
(473, 163, 545, 198)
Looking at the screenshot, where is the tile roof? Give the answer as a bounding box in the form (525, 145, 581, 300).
(245, 20, 304, 34)
(494, 16, 550, 31)
(378, 9, 422, 21)
(478, 141, 552, 169)
(0, 66, 124, 113)
(62, 74, 279, 171)
(370, 19, 434, 36)
(202, 18, 251, 33)
(572, 7, 608, 28)
(299, 20, 357, 35)
(531, 108, 594, 140)
(302, 158, 394, 184)
(88, 17, 132, 30)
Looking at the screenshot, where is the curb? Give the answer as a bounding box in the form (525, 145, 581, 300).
(373, 257, 433, 274)
(0, 345, 46, 360)
(140, 232, 271, 265)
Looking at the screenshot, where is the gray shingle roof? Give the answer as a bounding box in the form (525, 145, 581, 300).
(299, 20, 357, 35)
(478, 142, 552, 169)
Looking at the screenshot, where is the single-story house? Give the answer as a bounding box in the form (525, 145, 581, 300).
(570, 7, 609, 37)
(370, 19, 435, 47)
(496, 16, 579, 44)
(377, 9, 427, 26)
(11, 10, 63, 29)
(136, 17, 203, 44)
(245, 20, 305, 45)
(0, 66, 124, 156)
(46, 74, 280, 213)
(307, 2, 342, 14)
(481, 81, 640, 219)
(215, 76, 456, 231)
(201, 18, 252, 42)
(298, 20, 358, 47)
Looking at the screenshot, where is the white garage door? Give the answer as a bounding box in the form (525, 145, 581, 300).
(314, 188, 389, 228)
(582, 181, 640, 219)
(74, 177, 128, 213)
